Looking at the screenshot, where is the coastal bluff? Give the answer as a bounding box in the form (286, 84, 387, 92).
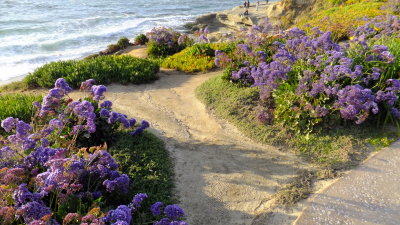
(191, 0, 316, 41)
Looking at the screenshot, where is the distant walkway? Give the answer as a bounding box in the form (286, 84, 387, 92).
(295, 140, 400, 225)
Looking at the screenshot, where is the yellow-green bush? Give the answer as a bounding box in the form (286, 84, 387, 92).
(162, 43, 233, 73)
(296, 1, 386, 40)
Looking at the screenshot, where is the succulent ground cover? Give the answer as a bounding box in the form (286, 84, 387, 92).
(0, 94, 42, 125)
(24, 55, 159, 89)
(295, 0, 399, 41)
(162, 43, 235, 73)
(0, 79, 186, 225)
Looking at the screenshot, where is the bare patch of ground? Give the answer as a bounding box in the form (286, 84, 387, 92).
(121, 45, 148, 58)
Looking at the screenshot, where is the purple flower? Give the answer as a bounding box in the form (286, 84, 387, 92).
(19, 201, 51, 223)
(32, 101, 41, 108)
(150, 202, 163, 216)
(49, 119, 63, 129)
(130, 193, 148, 209)
(130, 120, 150, 136)
(1, 117, 15, 132)
(73, 101, 95, 119)
(164, 204, 185, 220)
(100, 108, 110, 117)
(112, 221, 129, 225)
(103, 173, 130, 193)
(314, 106, 329, 117)
(16, 121, 32, 139)
(198, 35, 209, 43)
(55, 78, 72, 94)
(376, 91, 398, 105)
(105, 205, 132, 224)
(129, 118, 136, 127)
(334, 85, 378, 124)
(386, 79, 400, 91)
(391, 108, 400, 119)
(237, 44, 252, 55)
(90, 85, 107, 101)
(100, 100, 113, 108)
(48, 88, 64, 99)
(80, 79, 96, 91)
(372, 45, 389, 54)
(380, 51, 395, 63)
(13, 184, 43, 207)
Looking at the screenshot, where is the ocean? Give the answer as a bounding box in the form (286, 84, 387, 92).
(0, 0, 257, 82)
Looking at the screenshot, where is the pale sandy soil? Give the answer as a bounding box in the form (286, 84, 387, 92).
(68, 67, 310, 225)
(121, 45, 148, 58)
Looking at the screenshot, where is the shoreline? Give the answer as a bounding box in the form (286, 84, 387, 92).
(0, 1, 283, 87)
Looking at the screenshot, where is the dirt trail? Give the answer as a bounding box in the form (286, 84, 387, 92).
(71, 69, 307, 224)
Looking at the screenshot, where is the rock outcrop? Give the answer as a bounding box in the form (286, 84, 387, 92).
(190, 0, 317, 42)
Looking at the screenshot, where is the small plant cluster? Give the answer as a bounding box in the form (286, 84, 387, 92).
(103, 37, 132, 55)
(162, 43, 233, 73)
(296, 0, 400, 40)
(145, 26, 212, 58)
(25, 55, 159, 89)
(145, 27, 184, 57)
(0, 94, 42, 126)
(215, 15, 400, 134)
(0, 78, 187, 225)
(134, 34, 149, 45)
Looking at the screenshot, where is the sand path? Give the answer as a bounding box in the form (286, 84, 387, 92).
(73, 69, 307, 225)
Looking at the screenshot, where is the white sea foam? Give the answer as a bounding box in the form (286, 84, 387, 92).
(0, 0, 271, 82)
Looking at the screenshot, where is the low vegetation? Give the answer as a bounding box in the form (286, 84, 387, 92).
(103, 37, 132, 54)
(162, 43, 233, 72)
(197, 14, 399, 204)
(134, 33, 149, 45)
(24, 55, 159, 89)
(109, 131, 174, 207)
(296, 1, 386, 40)
(196, 74, 397, 169)
(0, 79, 184, 224)
(0, 94, 42, 126)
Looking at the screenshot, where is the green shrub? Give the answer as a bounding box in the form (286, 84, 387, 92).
(0, 94, 42, 133)
(147, 42, 183, 58)
(104, 44, 121, 54)
(25, 55, 159, 89)
(186, 43, 214, 56)
(134, 34, 149, 45)
(145, 27, 183, 57)
(109, 131, 175, 206)
(117, 37, 131, 49)
(103, 37, 131, 54)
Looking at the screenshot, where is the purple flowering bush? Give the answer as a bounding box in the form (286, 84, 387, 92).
(214, 19, 283, 82)
(146, 27, 185, 57)
(214, 15, 400, 134)
(0, 78, 186, 224)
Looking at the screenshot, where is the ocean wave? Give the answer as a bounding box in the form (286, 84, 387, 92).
(0, 0, 244, 82)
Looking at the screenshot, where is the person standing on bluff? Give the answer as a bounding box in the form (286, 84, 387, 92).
(266, 0, 269, 5)
(256, 1, 259, 11)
